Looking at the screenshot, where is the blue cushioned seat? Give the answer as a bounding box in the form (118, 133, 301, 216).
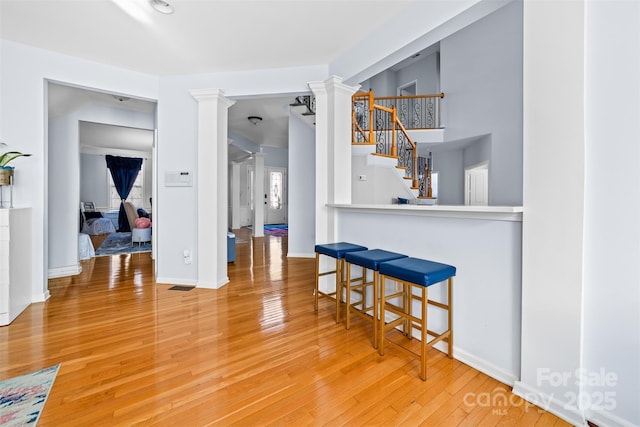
(315, 242, 368, 259)
(378, 257, 456, 287)
(345, 249, 407, 270)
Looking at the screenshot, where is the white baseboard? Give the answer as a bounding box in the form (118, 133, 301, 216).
(454, 347, 519, 387)
(585, 408, 637, 427)
(32, 290, 51, 303)
(512, 381, 586, 426)
(48, 264, 81, 278)
(287, 252, 315, 258)
(191, 277, 229, 289)
(155, 277, 196, 286)
(400, 323, 518, 387)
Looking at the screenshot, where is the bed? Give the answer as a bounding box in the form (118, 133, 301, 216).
(80, 202, 116, 235)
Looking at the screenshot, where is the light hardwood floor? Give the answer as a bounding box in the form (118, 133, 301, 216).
(1, 229, 568, 426)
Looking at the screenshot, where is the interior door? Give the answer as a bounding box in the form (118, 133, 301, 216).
(465, 167, 489, 206)
(265, 167, 287, 225)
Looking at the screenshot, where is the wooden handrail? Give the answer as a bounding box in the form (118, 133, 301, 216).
(394, 116, 418, 188)
(374, 92, 445, 101)
(352, 89, 426, 189)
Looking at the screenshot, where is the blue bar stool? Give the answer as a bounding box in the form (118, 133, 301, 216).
(344, 249, 407, 348)
(378, 257, 456, 380)
(314, 242, 368, 323)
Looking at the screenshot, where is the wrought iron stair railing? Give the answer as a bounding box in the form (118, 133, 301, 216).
(352, 90, 443, 191)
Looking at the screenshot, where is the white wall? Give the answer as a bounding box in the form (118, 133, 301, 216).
(287, 113, 315, 257)
(351, 155, 415, 204)
(47, 115, 79, 273)
(80, 153, 109, 208)
(395, 52, 439, 95)
(433, 149, 464, 205)
(463, 135, 491, 170)
(364, 51, 439, 98)
(262, 146, 288, 168)
(582, 1, 640, 425)
(337, 209, 522, 385)
(331, 0, 496, 85)
(156, 65, 327, 284)
(440, 0, 522, 206)
(1, 39, 159, 299)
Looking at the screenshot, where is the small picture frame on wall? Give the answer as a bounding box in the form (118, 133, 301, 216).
(81, 201, 95, 212)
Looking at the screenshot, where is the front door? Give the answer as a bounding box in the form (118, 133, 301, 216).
(265, 167, 287, 225)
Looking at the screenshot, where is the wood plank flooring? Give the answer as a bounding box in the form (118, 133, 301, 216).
(0, 229, 569, 426)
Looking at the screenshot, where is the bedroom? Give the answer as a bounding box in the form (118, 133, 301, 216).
(48, 82, 156, 269)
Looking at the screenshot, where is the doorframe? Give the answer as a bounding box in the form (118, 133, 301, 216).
(397, 80, 418, 96)
(464, 161, 489, 206)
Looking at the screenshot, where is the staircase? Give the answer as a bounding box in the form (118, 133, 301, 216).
(352, 90, 443, 203)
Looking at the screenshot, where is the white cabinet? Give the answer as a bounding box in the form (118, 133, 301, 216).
(0, 208, 32, 326)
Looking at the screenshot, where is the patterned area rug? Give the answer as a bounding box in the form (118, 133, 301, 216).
(96, 232, 151, 256)
(264, 224, 288, 237)
(0, 365, 60, 426)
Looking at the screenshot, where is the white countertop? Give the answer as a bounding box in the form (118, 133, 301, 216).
(327, 203, 523, 221)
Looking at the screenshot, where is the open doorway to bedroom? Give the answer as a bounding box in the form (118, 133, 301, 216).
(46, 81, 157, 279)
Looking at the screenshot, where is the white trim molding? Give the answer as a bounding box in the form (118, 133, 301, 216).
(512, 381, 586, 426)
(48, 263, 81, 279)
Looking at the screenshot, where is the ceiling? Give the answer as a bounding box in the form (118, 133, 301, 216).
(0, 0, 413, 76)
(15, 0, 415, 157)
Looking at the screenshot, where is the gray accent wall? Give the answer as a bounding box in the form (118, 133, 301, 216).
(440, 0, 523, 205)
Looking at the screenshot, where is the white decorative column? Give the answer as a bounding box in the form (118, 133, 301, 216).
(231, 161, 241, 230)
(514, 2, 586, 425)
(309, 76, 360, 245)
(190, 89, 235, 289)
(252, 153, 266, 237)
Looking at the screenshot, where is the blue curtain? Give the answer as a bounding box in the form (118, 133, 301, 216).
(106, 155, 143, 232)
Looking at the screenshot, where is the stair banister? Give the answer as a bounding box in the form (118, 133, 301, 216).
(368, 90, 374, 146)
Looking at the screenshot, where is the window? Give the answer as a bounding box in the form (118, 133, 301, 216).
(108, 166, 144, 210)
(269, 171, 283, 210)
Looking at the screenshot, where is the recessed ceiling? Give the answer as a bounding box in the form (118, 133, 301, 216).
(0, 0, 414, 76)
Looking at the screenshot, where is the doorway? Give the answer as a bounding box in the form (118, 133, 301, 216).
(46, 81, 158, 279)
(465, 162, 489, 206)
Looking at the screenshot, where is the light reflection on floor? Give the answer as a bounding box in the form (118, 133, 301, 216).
(230, 227, 289, 331)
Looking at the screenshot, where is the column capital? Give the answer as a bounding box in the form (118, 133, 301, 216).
(190, 88, 236, 108)
(308, 75, 360, 98)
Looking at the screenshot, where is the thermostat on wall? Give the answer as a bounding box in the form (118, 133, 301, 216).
(165, 171, 193, 187)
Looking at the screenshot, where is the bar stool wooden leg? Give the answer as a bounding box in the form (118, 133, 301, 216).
(404, 282, 410, 338)
(420, 286, 428, 380)
(335, 258, 342, 324)
(447, 277, 453, 358)
(379, 274, 386, 356)
(314, 253, 320, 311)
(345, 261, 351, 329)
(373, 270, 379, 349)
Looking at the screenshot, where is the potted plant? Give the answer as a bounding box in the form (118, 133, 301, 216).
(0, 151, 31, 186)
